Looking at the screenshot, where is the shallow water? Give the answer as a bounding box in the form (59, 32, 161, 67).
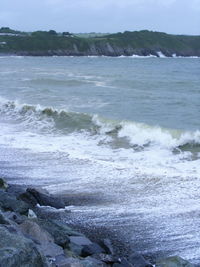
(0, 56, 200, 264)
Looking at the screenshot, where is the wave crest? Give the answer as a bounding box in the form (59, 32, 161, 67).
(0, 98, 200, 153)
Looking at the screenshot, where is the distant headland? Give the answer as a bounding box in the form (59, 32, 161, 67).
(0, 27, 200, 57)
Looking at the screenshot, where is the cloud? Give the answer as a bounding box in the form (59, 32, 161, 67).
(0, 0, 199, 34)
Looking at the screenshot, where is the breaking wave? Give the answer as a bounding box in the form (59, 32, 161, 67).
(0, 98, 200, 154)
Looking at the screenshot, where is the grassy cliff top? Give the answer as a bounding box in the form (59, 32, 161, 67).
(0, 28, 199, 56)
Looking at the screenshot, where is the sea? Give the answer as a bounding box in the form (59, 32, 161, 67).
(0, 55, 200, 264)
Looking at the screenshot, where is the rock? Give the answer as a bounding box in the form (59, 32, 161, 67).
(156, 256, 194, 267)
(35, 219, 71, 248)
(69, 236, 93, 255)
(0, 211, 10, 225)
(54, 254, 69, 266)
(54, 254, 83, 267)
(8, 185, 53, 208)
(5, 224, 20, 234)
(81, 243, 105, 257)
(28, 209, 37, 218)
(99, 238, 114, 255)
(19, 220, 54, 244)
(69, 242, 84, 256)
(93, 253, 120, 264)
(27, 188, 65, 209)
(19, 220, 66, 264)
(70, 236, 92, 246)
(64, 248, 77, 258)
(0, 178, 8, 189)
(54, 256, 83, 267)
(113, 257, 133, 266)
(18, 191, 38, 207)
(0, 190, 29, 214)
(4, 211, 26, 224)
(6, 184, 27, 197)
(32, 206, 65, 220)
(129, 253, 152, 267)
(35, 187, 50, 195)
(0, 225, 46, 266)
(52, 220, 82, 236)
(37, 242, 64, 259)
(81, 256, 107, 266)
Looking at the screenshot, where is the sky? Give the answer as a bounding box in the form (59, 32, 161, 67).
(0, 0, 200, 35)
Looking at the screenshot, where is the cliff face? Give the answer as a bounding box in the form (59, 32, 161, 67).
(86, 42, 200, 57)
(8, 43, 200, 57)
(0, 30, 200, 57)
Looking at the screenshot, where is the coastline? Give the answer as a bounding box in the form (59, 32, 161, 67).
(0, 52, 200, 58)
(0, 177, 196, 266)
(1, 29, 200, 58)
(0, 178, 150, 267)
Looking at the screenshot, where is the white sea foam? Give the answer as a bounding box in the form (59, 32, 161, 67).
(1, 98, 200, 152)
(1, 98, 199, 182)
(118, 121, 200, 149)
(87, 55, 99, 58)
(131, 54, 157, 58)
(118, 54, 200, 59)
(157, 51, 166, 58)
(117, 54, 157, 58)
(0, 116, 199, 182)
(172, 53, 199, 59)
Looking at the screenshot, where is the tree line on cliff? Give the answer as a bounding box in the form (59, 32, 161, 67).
(0, 27, 199, 57)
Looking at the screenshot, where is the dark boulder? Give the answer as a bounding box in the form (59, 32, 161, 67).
(34, 218, 71, 248)
(6, 184, 27, 197)
(0, 225, 46, 267)
(54, 254, 82, 267)
(19, 220, 54, 244)
(0, 178, 8, 189)
(55, 256, 83, 267)
(113, 257, 133, 266)
(31, 206, 65, 220)
(19, 220, 66, 263)
(26, 188, 65, 209)
(81, 243, 105, 257)
(0, 190, 29, 215)
(51, 220, 83, 236)
(18, 191, 38, 207)
(99, 238, 114, 255)
(69, 242, 83, 256)
(36, 242, 64, 260)
(4, 211, 26, 224)
(93, 253, 120, 264)
(129, 252, 152, 267)
(69, 236, 93, 256)
(81, 256, 107, 266)
(70, 236, 93, 246)
(0, 211, 10, 225)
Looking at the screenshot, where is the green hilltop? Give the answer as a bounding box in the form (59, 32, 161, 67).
(0, 27, 199, 57)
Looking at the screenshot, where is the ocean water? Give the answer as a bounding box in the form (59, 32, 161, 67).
(0, 56, 200, 263)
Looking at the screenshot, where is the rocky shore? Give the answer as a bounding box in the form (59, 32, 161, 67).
(0, 47, 200, 57)
(0, 178, 195, 267)
(1, 29, 200, 58)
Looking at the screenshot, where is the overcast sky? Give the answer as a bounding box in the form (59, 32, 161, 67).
(0, 0, 199, 35)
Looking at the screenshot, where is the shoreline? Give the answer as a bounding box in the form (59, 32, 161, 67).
(0, 178, 152, 267)
(0, 177, 196, 266)
(0, 52, 200, 58)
